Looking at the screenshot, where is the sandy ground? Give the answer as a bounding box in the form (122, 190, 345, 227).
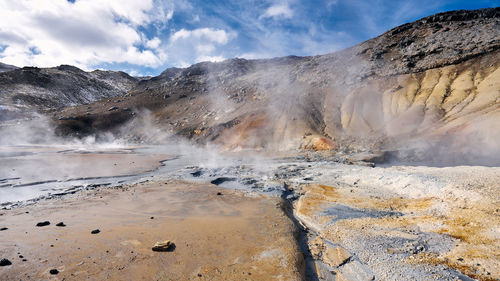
(0, 181, 304, 281)
(0, 145, 168, 183)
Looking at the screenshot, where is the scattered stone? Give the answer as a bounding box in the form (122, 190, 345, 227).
(217, 192, 223, 196)
(19, 255, 23, 259)
(22, 259, 27, 262)
(191, 170, 202, 177)
(56, 222, 66, 227)
(0, 259, 12, 266)
(36, 221, 50, 227)
(49, 269, 59, 275)
(333, 260, 374, 281)
(150, 217, 154, 219)
(108, 106, 119, 111)
(152, 240, 174, 252)
(0, 227, 7, 231)
(323, 246, 352, 268)
(210, 177, 236, 186)
(91, 229, 100, 234)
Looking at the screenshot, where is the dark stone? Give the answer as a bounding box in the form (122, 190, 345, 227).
(210, 177, 236, 186)
(56, 222, 66, 227)
(0, 259, 12, 266)
(18, 255, 23, 259)
(36, 221, 50, 227)
(191, 170, 202, 177)
(0, 227, 7, 231)
(49, 269, 59, 275)
(150, 217, 154, 219)
(216, 192, 223, 196)
(91, 229, 100, 234)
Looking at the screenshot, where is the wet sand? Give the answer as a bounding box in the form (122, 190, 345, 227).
(0, 181, 304, 280)
(0, 145, 168, 183)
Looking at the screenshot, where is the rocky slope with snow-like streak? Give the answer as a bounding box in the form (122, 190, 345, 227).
(0, 64, 137, 121)
(0, 62, 18, 73)
(51, 8, 500, 164)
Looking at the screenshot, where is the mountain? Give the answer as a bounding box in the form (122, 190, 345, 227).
(0, 62, 18, 73)
(0, 65, 137, 121)
(4, 8, 500, 163)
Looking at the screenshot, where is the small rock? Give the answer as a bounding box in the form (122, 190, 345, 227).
(150, 217, 154, 219)
(36, 221, 50, 227)
(56, 222, 66, 227)
(108, 106, 119, 111)
(217, 192, 223, 196)
(49, 269, 59, 275)
(323, 246, 352, 268)
(91, 229, 100, 234)
(0, 227, 7, 231)
(0, 259, 12, 266)
(191, 170, 202, 177)
(152, 240, 174, 252)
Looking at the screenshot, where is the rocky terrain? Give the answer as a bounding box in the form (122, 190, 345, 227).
(0, 65, 137, 121)
(40, 7, 499, 165)
(0, 7, 499, 281)
(0, 62, 17, 73)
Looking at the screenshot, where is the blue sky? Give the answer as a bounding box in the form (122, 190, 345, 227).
(0, 0, 497, 76)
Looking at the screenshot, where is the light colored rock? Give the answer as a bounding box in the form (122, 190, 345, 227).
(323, 246, 352, 268)
(334, 260, 375, 281)
(152, 240, 173, 252)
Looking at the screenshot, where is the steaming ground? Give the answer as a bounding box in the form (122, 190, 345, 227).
(0, 8, 499, 281)
(1, 140, 499, 280)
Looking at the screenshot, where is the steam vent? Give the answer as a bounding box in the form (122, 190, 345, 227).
(0, 3, 499, 281)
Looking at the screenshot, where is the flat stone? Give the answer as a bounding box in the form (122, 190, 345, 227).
(334, 260, 374, 281)
(323, 246, 352, 268)
(152, 240, 173, 252)
(91, 229, 100, 234)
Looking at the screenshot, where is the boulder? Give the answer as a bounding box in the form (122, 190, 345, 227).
(152, 240, 174, 252)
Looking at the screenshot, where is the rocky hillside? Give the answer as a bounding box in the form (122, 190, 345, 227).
(0, 65, 137, 121)
(33, 8, 500, 162)
(0, 62, 18, 73)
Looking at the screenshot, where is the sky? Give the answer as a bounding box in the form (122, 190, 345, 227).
(0, 0, 497, 76)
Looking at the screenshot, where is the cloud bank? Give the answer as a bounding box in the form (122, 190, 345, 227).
(0, 0, 495, 75)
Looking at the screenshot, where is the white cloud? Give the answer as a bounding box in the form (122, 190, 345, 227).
(195, 55, 225, 63)
(0, 0, 172, 69)
(164, 27, 235, 66)
(146, 37, 162, 49)
(260, 2, 293, 19)
(171, 28, 230, 44)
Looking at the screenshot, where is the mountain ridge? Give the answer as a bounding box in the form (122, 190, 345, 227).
(1, 7, 499, 164)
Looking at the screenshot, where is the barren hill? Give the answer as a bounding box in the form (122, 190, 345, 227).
(0, 65, 137, 121)
(7, 8, 500, 163)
